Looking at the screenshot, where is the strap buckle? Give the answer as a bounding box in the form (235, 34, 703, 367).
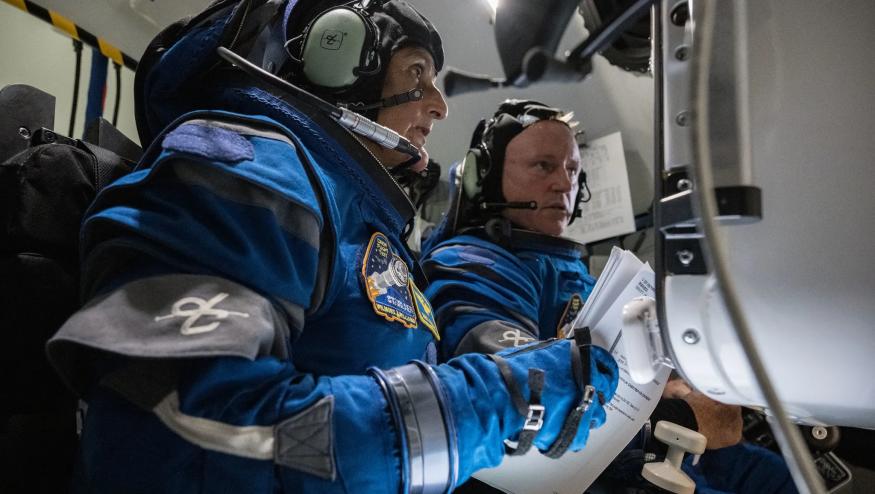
(575, 384, 595, 413)
(523, 404, 545, 432)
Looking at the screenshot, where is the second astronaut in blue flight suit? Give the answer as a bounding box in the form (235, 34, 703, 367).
(422, 99, 798, 494)
(45, 2, 619, 493)
(422, 100, 596, 359)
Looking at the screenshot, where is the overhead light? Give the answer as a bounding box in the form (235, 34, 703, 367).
(484, 0, 498, 15)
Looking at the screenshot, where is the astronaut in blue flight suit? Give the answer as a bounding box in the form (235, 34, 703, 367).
(45, 2, 620, 493)
(421, 99, 798, 494)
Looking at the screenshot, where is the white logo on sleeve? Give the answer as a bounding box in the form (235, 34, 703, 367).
(154, 293, 250, 335)
(499, 329, 535, 347)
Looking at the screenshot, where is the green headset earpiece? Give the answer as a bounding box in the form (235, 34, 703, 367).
(299, 4, 381, 89)
(460, 116, 495, 202)
(461, 146, 487, 200)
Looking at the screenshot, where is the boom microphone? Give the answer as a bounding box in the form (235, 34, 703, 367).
(480, 201, 538, 210)
(344, 88, 424, 111)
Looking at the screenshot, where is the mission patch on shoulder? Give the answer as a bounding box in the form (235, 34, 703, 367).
(556, 293, 584, 338)
(362, 232, 417, 328)
(410, 281, 439, 341)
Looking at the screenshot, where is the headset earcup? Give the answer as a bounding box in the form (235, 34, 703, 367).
(301, 7, 371, 88)
(461, 149, 484, 200)
(568, 171, 587, 224)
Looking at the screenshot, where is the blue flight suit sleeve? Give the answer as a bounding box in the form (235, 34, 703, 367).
(423, 238, 543, 361)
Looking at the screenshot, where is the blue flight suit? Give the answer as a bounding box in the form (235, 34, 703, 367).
(51, 106, 440, 492)
(423, 229, 595, 361)
(45, 2, 620, 493)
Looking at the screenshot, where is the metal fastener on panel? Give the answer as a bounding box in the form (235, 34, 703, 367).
(676, 249, 694, 266)
(18, 127, 30, 139)
(675, 111, 691, 127)
(677, 178, 692, 191)
(675, 46, 689, 61)
(811, 426, 828, 440)
(682, 329, 699, 344)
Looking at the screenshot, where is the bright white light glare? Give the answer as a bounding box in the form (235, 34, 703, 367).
(485, 0, 498, 14)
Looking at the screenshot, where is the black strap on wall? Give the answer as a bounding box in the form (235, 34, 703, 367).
(69, 40, 84, 137)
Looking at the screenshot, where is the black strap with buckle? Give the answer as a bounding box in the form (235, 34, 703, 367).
(488, 354, 545, 456)
(543, 327, 601, 459)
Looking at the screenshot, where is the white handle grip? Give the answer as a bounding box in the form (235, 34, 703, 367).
(621, 296, 661, 384)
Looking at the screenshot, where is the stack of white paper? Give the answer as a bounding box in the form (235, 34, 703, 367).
(575, 247, 650, 337)
(472, 247, 670, 494)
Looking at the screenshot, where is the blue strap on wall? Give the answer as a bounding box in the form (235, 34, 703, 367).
(84, 48, 108, 137)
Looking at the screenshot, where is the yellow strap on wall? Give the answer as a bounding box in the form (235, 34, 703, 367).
(97, 37, 124, 66)
(49, 10, 79, 40)
(5, 0, 26, 11)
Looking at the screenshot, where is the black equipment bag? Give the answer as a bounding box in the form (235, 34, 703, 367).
(0, 85, 137, 493)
